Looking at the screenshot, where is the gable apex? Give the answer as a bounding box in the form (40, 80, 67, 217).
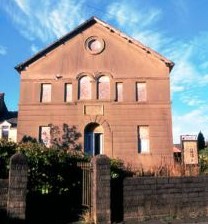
(15, 16, 174, 72)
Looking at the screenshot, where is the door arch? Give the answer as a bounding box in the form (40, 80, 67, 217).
(84, 123, 104, 156)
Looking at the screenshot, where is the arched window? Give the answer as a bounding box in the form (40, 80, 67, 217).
(79, 76, 92, 100)
(98, 75, 110, 100)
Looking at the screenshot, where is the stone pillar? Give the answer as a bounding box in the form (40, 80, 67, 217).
(7, 152, 28, 221)
(92, 155, 111, 224)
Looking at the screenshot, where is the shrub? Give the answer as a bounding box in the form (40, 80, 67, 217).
(0, 139, 17, 178)
(199, 147, 208, 174)
(18, 142, 90, 194)
(110, 158, 133, 179)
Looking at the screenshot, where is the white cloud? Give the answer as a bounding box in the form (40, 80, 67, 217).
(173, 107, 208, 143)
(14, 0, 30, 15)
(180, 94, 205, 107)
(171, 85, 185, 93)
(30, 44, 39, 54)
(0, 45, 7, 55)
(171, 0, 189, 18)
(107, 1, 161, 28)
(132, 30, 171, 52)
(107, 0, 161, 30)
(2, 0, 87, 43)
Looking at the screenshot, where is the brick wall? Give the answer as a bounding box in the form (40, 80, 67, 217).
(123, 176, 208, 223)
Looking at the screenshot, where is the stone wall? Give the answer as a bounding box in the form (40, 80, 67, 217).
(0, 179, 8, 211)
(92, 155, 111, 224)
(0, 152, 28, 222)
(123, 176, 208, 223)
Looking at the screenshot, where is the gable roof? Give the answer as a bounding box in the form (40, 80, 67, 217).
(0, 93, 18, 126)
(15, 16, 174, 73)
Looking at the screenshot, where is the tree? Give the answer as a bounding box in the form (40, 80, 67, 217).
(49, 123, 82, 151)
(197, 131, 205, 151)
(21, 135, 37, 143)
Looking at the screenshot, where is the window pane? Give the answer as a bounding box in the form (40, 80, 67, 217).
(116, 82, 123, 101)
(136, 83, 146, 102)
(98, 76, 110, 100)
(41, 84, 51, 102)
(65, 83, 72, 102)
(2, 126, 9, 140)
(138, 126, 149, 153)
(79, 76, 92, 100)
(40, 126, 51, 147)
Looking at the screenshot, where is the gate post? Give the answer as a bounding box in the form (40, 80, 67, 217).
(7, 152, 28, 221)
(92, 155, 111, 224)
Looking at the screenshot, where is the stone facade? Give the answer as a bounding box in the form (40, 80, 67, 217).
(15, 17, 174, 169)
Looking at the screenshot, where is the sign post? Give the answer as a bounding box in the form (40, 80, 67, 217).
(181, 135, 199, 175)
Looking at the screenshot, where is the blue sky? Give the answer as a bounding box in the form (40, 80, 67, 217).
(0, 0, 208, 143)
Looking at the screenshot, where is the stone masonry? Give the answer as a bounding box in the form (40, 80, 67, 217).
(7, 152, 28, 220)
(123, 176, 208, 223)
(92, 155, 111, 224)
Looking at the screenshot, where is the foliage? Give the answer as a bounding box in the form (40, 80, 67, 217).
(18, 142, 90, 194)
(0, 125, 88, 195)
(199, 147, 208, 174)
(0, 139, 17, 178)
(21, 135, 37, 143)
(49, 123, 82, 150)
(79, 209, 94, 224)
(197, 131, 205, 151)
(110, 158, 133, 179)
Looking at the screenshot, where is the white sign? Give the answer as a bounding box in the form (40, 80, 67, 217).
(181, 135, 198, 165)
(183, 141, 198, 165)
(181, 135, 197, 141)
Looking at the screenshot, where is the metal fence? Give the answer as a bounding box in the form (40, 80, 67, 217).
(77, 161, 92, 213)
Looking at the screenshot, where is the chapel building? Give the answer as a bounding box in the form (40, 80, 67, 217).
(15, 17, 174, 169)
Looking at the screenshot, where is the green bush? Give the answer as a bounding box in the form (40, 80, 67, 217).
(110, 158, 133, 179)
(0, 139, 17, 178)
(199, 147, 208, 174)
(18, 142, 90, 194)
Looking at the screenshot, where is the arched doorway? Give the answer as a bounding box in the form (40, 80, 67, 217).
(84, 123, 104, 156)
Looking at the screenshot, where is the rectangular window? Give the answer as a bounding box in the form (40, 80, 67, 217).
(65, 83, 72, 102)
(40, 84, 51, 102)
(39, 126, 51, 147)
(136, 82, 146, 102)
(138, 126, 150, 153)
(2, 126, 9, 140)
(116, 82, 123, 101)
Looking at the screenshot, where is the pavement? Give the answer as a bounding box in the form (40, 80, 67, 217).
(71, 216, 208, 223)
(138, 217, 208, 224)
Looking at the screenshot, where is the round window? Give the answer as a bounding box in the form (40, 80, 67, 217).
(85, 36, 105, 54)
